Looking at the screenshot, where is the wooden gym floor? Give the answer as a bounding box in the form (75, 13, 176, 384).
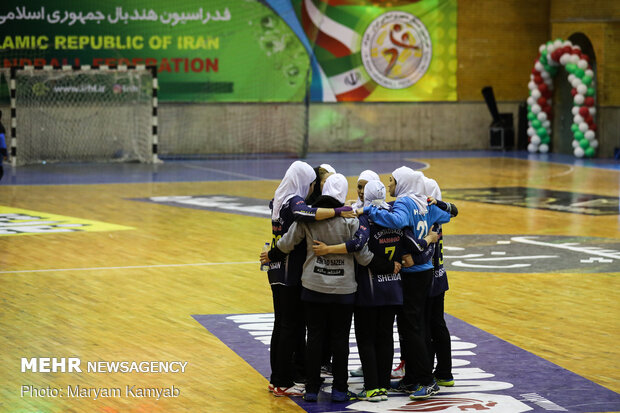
(0, 151, 618, 412)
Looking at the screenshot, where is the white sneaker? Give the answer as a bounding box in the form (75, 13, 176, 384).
(273, 385, 305, 397)
(391, 360, 405, 379)
(350, 366, 364, 377)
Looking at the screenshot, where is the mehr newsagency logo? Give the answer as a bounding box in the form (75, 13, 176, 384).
(361, 11, 432, 89)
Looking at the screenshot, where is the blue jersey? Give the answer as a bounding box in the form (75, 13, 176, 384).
(355, 222, 405, 307)
(365, 197, 451, 272)
(428, 224, 448, 296)
(267, 195, 319, 286)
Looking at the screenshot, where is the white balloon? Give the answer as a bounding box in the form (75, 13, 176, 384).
(527, 96, 536, 106)
(544, 78, 553, 87)
(572, 140, 579, 148)
(537, 112, 548, 121)
(585, 130, 595, 140)
(554, 39, 563, 48)
(571, 77, 582, 88)
(539, 143, 549, 153)
(535, 61, 544, 72)
(577, 60, 588, 70)
(577, 84, 587, 95)
(579, 122, 589, 132)
(562, 40, 572, 47)
(541, 71, 550, 80)
(531, 89, 541, 99)
(573, 44, 581, 50)
(539, 44, 546, 53)
(528, 143, 539, 153)
(574, 146, 585, 158)
(527, 127, 536, 137)
(531, 135, 541, 145)
(589, 139, 598, 148)
(570, 55, 580, 63)
(542, 120, 551, 128)
(568, 74, 576, 83)
(585, 69, 594, 77)
(573, 115, 584, 124)
(574, 94, 585, 105)
(559, 54, 571, 65)
(528, 81, 536, 90)
(532, 104, 542, 114)
(589, 107, 596, 116)
(571, 106, 580, 115)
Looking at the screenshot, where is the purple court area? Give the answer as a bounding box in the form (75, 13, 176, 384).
(2, 150, 619, 186)
(193, 312, 620, 413)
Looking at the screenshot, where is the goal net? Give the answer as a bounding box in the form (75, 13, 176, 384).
(11, 65, 157, 166)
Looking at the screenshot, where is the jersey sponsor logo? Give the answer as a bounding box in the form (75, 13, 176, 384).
(313, 266, 345, 276)
(132, 195, 271, 218)
(443, 235, 619, 273)
(443, 187, 618, 215)
(193, 312, 620, 412)
(0, 206, 133, 237)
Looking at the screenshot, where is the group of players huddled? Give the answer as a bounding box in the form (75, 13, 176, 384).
(259, 161, 458, 403)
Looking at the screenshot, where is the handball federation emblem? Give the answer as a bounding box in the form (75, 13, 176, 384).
(361, 11, 432, 89)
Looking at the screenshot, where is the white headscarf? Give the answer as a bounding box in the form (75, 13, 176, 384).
(322, 173, 348, 204)
(320, 163, 336, 174)
(353, 169, 381, 208)
(363, 180, 391, 210)
(423, 177, 442, 201)
(392, 166, 428, 214)
(272, 161, 316, 220)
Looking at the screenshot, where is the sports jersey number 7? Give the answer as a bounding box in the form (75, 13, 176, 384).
(385, 246, 395, 260)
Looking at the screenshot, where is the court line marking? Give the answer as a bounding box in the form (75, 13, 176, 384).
(0, 261, 260, 274)
(179, 163, 268, 181)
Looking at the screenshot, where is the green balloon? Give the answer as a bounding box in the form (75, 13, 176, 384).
(527, 112, 536, 121)
(541, 137, 550, 144)
(574, 130, 584, 140)
(565, 63, 577, 73)
(537, 127, 548, 137)
(571, 123, 579, 132)
(574, 68, 585, 78)
(540, 55, 548, 65)
(579, 139, 590, 149)
(532, 119, 542, 128)
(585, 147, 595, 157)
(586, 87, 595, 96)
(582, 75, 592, 85)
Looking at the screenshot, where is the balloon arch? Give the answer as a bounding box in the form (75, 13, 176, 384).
(526, 38, 597, 158)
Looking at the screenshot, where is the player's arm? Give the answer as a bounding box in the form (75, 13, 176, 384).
(428, 197, 458, 217)
(312, 215, 371, 256)
(291, 197, 354, 222)
(363, 199, 409, 229)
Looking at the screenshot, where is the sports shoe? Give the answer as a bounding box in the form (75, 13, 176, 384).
(273, 385, 305, 397)
(409, 381, 440, 400)
(391, 360, 405, 379)
(303, 392, 318, 402)
(356, 388, 382, 402)
(321, 362, 333, 376)
(435, 377, 455, 387)
(268, 383, 274, 392)
(350, 366, 364, 377)
(390, 380, 417, 394)
(379, 388, 388, 400)
(331, 389, 356, 402)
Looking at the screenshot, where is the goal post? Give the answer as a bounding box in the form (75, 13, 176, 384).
(10, 64, 159, 166)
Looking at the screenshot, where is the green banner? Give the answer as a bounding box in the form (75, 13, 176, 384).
(0, 1, 310, 102)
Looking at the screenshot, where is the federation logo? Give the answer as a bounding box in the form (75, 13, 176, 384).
(361, 11, 432, 89)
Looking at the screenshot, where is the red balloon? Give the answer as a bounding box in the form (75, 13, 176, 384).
(581, 54, 590, 62)
(570, 88, 577, 97)
(584, 114, 593, 124)
(532, 67, 539, 75)
(571, 47, 581, 55)
(542, 90, 552, 98)
(542, 105, 552, 115)
(589, 124, 597, 132)
(562, 46, 572, 55)
(538, 83, 548, 93)
(534, 75, 543, 84)
(579, 106, 589, 117)
(551, 50, 562, 61)
(584, 97, 595, 107)
(537, 97, 547, 106)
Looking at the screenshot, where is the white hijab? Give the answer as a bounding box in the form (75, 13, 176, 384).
(320, 163, 336, 174)
(392, 166, 428, 214)
(272, 161, 316, 220)
(423, 177, 442, 201)
(354, 169, 381, 208)
(363, 180, 391, 210)
(322, 173, 348, 204)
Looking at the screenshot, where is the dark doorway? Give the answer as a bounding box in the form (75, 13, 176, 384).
(553, 34, 596, 155)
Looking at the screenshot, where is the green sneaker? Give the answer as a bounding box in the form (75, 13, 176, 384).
(356, 388, 382, 402)
(435, 377, 455, 387)
(379, 388, 388, 401)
